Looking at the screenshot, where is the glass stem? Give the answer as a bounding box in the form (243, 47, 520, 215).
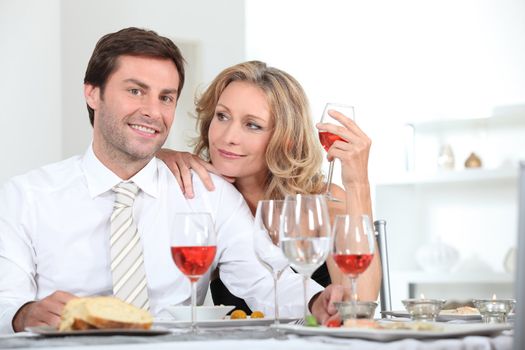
(302, 274, 309, 321)
(325, 160, 335, 196)
(350, 277, 358, 319)
(273, 276, 279, 325)
(191, 280, 197, 331)
(350, 277, 358, 302)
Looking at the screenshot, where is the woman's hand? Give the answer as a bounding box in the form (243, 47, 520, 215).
(316, 110, 371, 188)
(156, 149, 234, 198)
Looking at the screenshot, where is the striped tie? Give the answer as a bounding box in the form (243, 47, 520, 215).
(110, 182, 149, 310)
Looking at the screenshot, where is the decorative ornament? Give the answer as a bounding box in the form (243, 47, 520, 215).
(437, 144, 455, 170)
(465, 152, 482, 168)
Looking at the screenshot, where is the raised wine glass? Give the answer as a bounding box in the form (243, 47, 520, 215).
(170, 212, 217, 332)
(318, 103, 355, 202)
(332, 214, 375, 305)
(280, 194, 332, 321)
(253, 199, 289, 325)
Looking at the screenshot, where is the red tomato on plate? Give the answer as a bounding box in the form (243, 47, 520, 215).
(326, 319, 341, 328)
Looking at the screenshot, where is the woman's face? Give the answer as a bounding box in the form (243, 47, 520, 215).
(208, 81, 273, 181)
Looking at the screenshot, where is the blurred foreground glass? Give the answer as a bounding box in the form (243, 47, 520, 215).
(280, 194, 331, 320)
(253, 199, 289, 325)
(170, 213, 216, 332)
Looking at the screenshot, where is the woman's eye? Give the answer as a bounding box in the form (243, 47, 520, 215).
(216, 112, 228, 121)
(129, 88, 141, 96)
(247, 122, 262, 130)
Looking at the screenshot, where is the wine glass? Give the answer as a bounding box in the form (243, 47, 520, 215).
(170, 212, 217, 332)
(332, 214, 375, 305)
(253, 200, 289, 325)
(318, 103, 355, 202)
(280, 194, 332, 321)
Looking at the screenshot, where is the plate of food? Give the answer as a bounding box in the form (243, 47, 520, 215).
(155, 309, 296, 328)
(26, 296, 169, 336)
(25, 326, 170, 337)
(162, 305, 235, 321)
(273, 320, 512, 341)
(383, 306, 482, 321)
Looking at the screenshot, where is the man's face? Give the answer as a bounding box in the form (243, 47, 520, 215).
(86, 55, 179, 167)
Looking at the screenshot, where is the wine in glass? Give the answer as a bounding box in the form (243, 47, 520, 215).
(253, 199, 289, 325)
(280, 194, 332, 321)
(170, 212, 216, 332)
(332, 214, 375, 305)
(318, 103, 355, 202)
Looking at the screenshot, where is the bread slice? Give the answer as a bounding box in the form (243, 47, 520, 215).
(59, 296, 153, 331)
(59, 298, 90, 331)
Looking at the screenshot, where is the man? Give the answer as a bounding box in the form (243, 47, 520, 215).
(0, 27, 342, 334)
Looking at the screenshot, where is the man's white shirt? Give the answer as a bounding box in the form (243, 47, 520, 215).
(0, 146, 322, 333)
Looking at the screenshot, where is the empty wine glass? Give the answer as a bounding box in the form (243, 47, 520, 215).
(318, 103, 355, 202)
(280, 194, 332, 320)
(253, 200, 289, 325)
(332, 214, 375, 305)
(170, 213, 216, 332)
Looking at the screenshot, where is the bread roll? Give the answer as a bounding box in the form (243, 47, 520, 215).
(59, 296, 153, 331)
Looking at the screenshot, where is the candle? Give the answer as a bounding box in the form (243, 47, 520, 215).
(402, 295, 446, 322)
(473, 294, 515, 324)
(334, 301, 378, 321)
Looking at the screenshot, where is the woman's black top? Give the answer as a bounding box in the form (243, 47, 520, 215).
(210, 262, 331, 314)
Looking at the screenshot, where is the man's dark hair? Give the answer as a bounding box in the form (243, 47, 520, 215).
(84, 27, 185, 126)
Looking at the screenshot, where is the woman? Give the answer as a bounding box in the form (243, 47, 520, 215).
(158, 61, 380, 311)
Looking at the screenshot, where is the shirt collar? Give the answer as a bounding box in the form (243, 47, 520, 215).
(81, 144, 160, 199)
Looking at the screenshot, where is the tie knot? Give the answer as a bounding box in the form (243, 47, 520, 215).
(113, 182, 140, 207)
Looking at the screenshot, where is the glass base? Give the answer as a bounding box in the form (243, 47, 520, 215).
(324, 193, 343, 202)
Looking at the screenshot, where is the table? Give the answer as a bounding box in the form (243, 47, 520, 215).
(0, 326, 513, 350)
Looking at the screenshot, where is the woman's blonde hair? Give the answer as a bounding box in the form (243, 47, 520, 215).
(194, 61, 324, 199)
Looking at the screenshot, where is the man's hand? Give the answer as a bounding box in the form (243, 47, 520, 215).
(310, 284, 344, 325)
(12, 291, 77, 332)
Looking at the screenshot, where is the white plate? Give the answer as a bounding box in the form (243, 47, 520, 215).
(273, 322, 511, 341)
(162, 305, 235, 321)
(25, 326, 170, 337)
(155, 317, 297, 328)
(382, 310, 482, 322)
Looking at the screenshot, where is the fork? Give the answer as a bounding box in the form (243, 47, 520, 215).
(294, 318, 305, 326)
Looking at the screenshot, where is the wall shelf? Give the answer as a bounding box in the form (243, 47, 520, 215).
(406, 105, 525, 133)
(393, 270, 514, 284)
(374, 167, 518, 186)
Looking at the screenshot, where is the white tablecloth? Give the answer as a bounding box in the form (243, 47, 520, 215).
(0, 328, 513, 350)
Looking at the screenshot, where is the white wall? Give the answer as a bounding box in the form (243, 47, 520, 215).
(0, 0, 246, 183)
(60, 0, 246, 158)
(245, 0, 525, 179)
(245, 0, 525, 302)
(0, 0, 62, 184)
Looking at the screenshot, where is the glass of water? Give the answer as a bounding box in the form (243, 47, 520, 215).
(280, 194, 332, 320)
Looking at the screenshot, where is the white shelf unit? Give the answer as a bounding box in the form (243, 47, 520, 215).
(374, 109, 525, 310)
(389, 271, 514, 309)
(395, 270, 514, 284)
(376, 167, 517, 186)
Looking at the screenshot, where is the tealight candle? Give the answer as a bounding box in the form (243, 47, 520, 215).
(473, 294, 515, 324)
(402, 295, 446, 322)
(334, 301, 378, 321)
